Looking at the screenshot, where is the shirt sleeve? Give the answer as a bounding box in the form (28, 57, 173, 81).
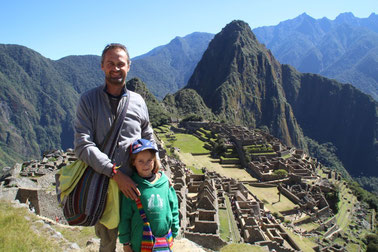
(118, 195, 133, 244)
(168, 186, 180, 238)
(74, 94, 113, 177)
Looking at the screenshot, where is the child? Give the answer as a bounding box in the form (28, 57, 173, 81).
(119, 139, 179, 252)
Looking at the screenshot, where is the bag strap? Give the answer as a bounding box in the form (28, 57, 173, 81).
(136, 197, 155, 251)
(100, 89, 131, 157)
(135, 197, 173, 252)
(136, 197, 149, 223)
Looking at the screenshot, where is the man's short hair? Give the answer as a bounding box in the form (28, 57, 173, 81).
(101, 43, 130, 66)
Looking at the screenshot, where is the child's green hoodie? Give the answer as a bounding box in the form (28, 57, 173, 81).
(118, 171, 179, 252)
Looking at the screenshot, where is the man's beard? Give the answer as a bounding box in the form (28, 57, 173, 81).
(105, 73, 126, 86)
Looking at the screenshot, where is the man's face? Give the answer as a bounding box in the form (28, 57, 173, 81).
(101, 48, 130, 87)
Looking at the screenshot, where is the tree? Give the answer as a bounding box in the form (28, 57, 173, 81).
(366, 234, 378, 252)
(273, 169, 288, 178)
(181, 114, 203, 122)
(325, 188, 340, 214)
(211, 136, 227, 158)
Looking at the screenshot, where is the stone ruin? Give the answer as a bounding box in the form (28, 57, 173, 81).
(173, 121, 349, 251)
(0, 149, 77, 223)
(167, 153, 302, 251)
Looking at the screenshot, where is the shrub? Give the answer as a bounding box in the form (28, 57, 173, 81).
(211, 136, 227, 158)
(181, 114, 203, 122)
(273, 169, 288, 178)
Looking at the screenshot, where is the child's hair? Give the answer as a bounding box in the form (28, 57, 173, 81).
(129, 149, 160, 174)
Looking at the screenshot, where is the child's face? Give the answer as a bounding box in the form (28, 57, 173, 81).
(133, 150, 155, 177)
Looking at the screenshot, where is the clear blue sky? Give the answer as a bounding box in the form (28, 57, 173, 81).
(1, 0, 376, 60)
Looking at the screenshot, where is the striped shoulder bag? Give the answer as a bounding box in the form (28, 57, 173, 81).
(135, 197, 173, 252)
(56, 90, 130, 226)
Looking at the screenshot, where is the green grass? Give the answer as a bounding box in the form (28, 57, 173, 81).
(281, 154, 292, 159)
(330, 180, 369, 249)
(196, 130, 207, 138)
(219, 209, 231, 241)
(54, 225, 96, 249)
(297, 221, 320, 232)
(187, 165, 204, 175)
(282, 226, 317, 252)
(224, 195, 241, 242)
(172, 133, 208, 154)
(200, 128, 212, 135)
(220, 243, 267, 252)
(158, 124, 171, 131)
(245, 185, 297, 212)
(251, 152, 276, 156)
(154, 125, 170, 134)
(0, 200, 60, 252)
(221, 157, 239, 161)
(157, 130, 209, 156)
(335, 181, 357, 230)
(345, 241, 361, 252)
(178, 152, 253, 181)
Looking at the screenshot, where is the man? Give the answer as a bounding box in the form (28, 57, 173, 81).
(74, 43, 156, 251)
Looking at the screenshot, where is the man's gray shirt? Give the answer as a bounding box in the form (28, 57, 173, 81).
(74, 84, 155, 177)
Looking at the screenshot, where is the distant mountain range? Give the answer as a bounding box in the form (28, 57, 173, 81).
(253, 12, 378, 100)
(0, 45, 104, 167)
(127, 32, 214, 100)
(130, 12, 377, 100)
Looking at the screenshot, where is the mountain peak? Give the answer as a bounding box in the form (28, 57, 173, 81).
(335, 12, 357, 24)
(217, 20, 258, 44)
(336, 12, 355, 19)
(186, 19, 266, 98)
(224, 20, 250, 30)
(221, 20, 251, 36)
(184, 20, 305, 148)
(299, 12, 311, 18)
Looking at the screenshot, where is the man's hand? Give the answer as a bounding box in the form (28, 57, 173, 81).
(113, 172, 140, 200)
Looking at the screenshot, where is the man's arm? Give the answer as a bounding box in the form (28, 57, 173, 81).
(74, 91, 140, 199)
(74, 94, 114, 176)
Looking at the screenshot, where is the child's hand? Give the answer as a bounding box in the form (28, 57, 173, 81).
(123, 244, 133, 252)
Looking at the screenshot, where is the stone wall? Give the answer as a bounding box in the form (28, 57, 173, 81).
(15, 188, 40, 214)
(184, 232, 227, 251)
(256, 240, 297, 252)
(38, 190, 66, 223)
(192, 219, 218, 234)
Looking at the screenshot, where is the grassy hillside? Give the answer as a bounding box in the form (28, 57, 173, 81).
(0, 200, 62, 251)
